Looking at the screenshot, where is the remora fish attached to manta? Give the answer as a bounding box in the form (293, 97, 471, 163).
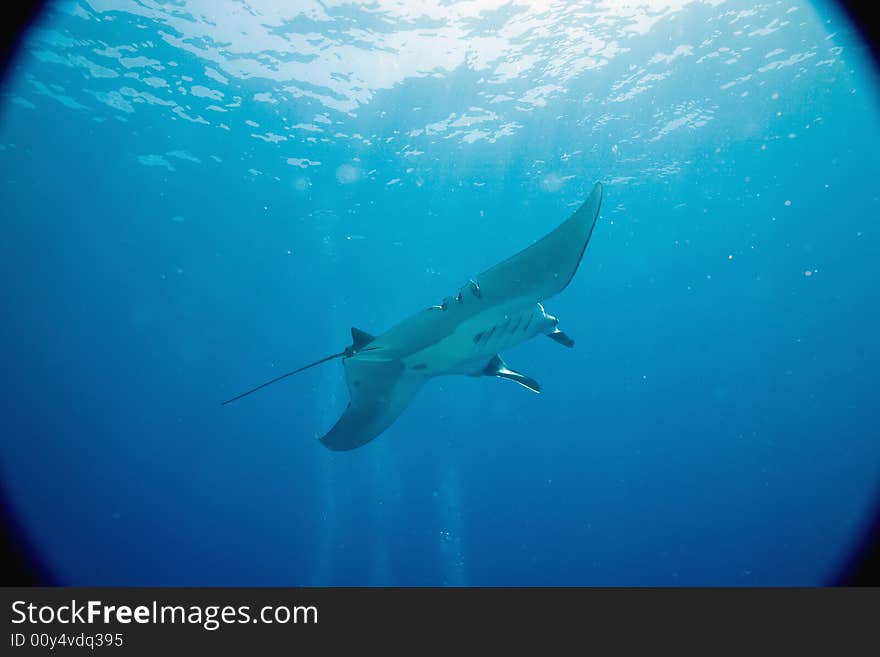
(223, 181, 604, 451)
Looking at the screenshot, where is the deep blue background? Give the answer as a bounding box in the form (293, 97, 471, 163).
(1, 0, 879, 585)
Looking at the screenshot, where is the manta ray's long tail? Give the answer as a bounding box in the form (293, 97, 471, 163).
(221, 351, 346, 406)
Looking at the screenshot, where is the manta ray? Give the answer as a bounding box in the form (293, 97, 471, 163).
(223, 181, 604, 451)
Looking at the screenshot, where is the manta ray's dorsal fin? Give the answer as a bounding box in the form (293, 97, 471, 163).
(351, 327, 376, 350)
(483, 355, 541, 394)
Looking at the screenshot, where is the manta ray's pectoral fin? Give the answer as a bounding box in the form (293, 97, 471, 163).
(319, 358, 426, 451)
(547, 327, 575, 348)
(483, 355, 541, 394)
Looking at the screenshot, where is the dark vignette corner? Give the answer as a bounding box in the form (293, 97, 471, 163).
(1, 0, 50, 587)
(831, 3, 880, 586)
(836, 501, 880, 585)
(0, 1, 46, 85)
(0, 486, 51, 585)
(835, 0, 880, 68)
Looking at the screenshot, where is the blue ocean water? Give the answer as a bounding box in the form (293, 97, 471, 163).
(1, 0, 879, 586)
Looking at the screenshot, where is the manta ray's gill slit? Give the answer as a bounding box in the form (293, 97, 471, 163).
(510, 315, 524, 335)
(498, 316, 515, 342)
(489, 320, 506, 345)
